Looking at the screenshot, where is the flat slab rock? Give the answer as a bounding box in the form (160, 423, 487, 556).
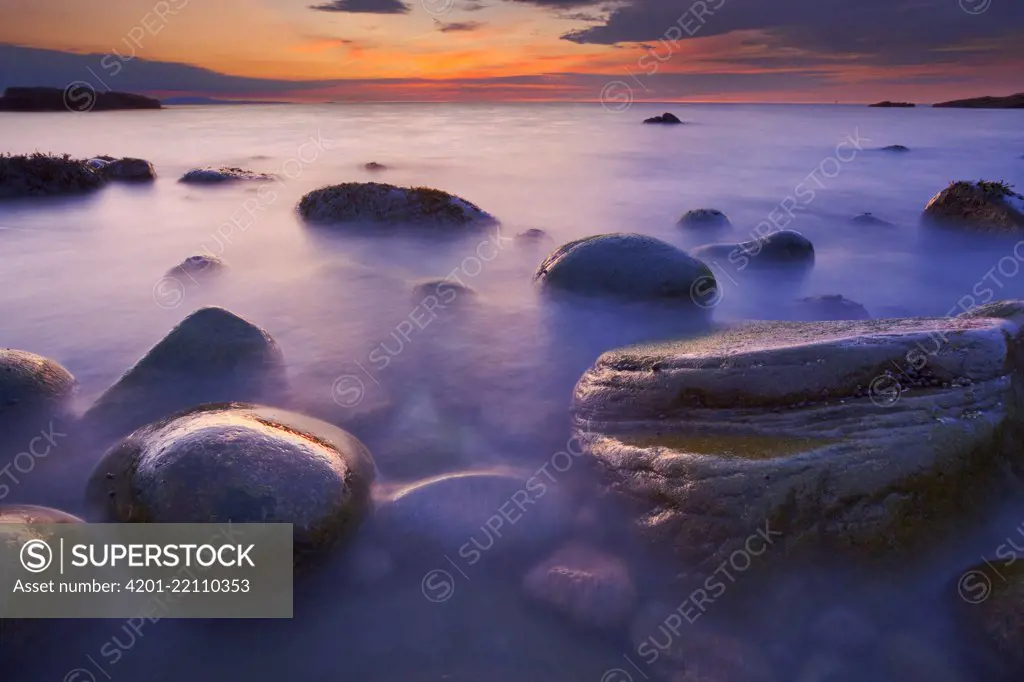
(572, 314, 1024, 573)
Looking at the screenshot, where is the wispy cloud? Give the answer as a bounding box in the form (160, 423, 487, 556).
(310, 0, 409, 14)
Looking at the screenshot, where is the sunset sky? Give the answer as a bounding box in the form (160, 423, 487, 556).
(0, 0, 1022, 102)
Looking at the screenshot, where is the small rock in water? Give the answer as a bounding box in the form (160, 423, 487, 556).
(364, 161, 387, 171)
(693, 229, 814, 269)
(679, 208, 732, 229)
(881, 144, 911, 152)
(179, 167, 274, 183)
(791, 294, 871, 321)
(523, 543, 637, 629)
(643, 112, 683, 124)
(85, 404, 376, 563)
(298, 182, 495, 228)
(535, 233, 716, 303)
(852, 212, 894, 226)
(101, 157, 156, 182)
(166, 254, 227, 278)
(515, 228, 551, 244)
(923, 180, 1024, 231)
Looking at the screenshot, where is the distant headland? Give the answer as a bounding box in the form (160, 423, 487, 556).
(0, 86, 161, 112)
(933, 92, 1024, 109)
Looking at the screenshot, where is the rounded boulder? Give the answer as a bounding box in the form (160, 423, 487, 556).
(85, 404, 376, 560)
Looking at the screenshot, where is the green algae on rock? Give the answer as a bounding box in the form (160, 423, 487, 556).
(298, 182, 495, 227)
(572, 315, 1024, 574)
(85, 403, 375, 561)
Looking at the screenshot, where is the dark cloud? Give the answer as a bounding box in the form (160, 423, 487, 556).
(561, 0, 1024, 67)
(310, 0, 409, 14)
(435, 20, 487, 32)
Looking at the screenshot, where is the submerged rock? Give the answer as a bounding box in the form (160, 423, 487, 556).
(643, 112, 683, 124)
(791, 295, 870, 321)
(693, 229, 814, 269)
(298, 182, 494, 228)
(535, 233, 716, 304)
(82, 306, 286, 438)
(179, 167, 274, 184)
(410, 278, 476, 304)
(166, 254, 227, 278)
(364, 162, 387, 171)
(572, 316, 1024, 574)
(631, 605, 779, 682)
(0, 152, 103, 199)
(523, 543, 637, 628)
(376, 469, 574, 561)
(852, 212, 894, 226)
(516, 228, 551, 244)
(881, 145, 911, 152)
(923, 180, 1024, 231)
(101, 157, 156, 182)
(0, 349, 76, 427)
(85, 404, 375, 561)
(679, 208, 732, 229)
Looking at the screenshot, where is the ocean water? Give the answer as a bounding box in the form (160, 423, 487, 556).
(1, 102, 1024, 681)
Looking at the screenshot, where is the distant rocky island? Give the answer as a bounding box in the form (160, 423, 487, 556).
(0, 86, 161, 112)
(869, 101, 915, 108)
(933, 92, 1024, 109)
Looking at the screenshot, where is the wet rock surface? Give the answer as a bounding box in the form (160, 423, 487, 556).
(179, 167, 274, 183)
(85, 403, 375, 560)
(298, 182, 494, 227)
(535, 233, 715, 303)
(572, 315, 1024, 573)
(924, 180, 1024, 231)
(82, 306, 287, 438)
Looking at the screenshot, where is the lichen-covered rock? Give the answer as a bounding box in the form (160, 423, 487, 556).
(0, 153, 104, 199)
(0, 349, 76, 427)
(693, 230, 814, 269)
(572, 316, 1024, 574)
(298, 182, 494, 228)
(82, 307, 286, 438)
(535, 233, 716, 303)
(924, 181, 1024, 231)
(166, 254, 227, 278)
(376, 469, 574, 560)
(101, 157, 156, 182)
(679, 208, 731, 229)
(790, 295, 870, 321)
(523, 544, 636, 628)
(179, 167, 274, 184)
(631, 604, 778, 682)
(643, 112, 683, 124)
(85, 404, 375, 560)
